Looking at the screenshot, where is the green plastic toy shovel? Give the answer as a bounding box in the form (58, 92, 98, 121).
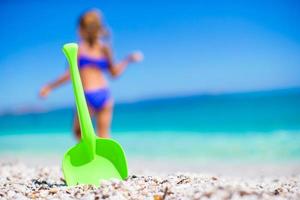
(62, 43, 128, 186)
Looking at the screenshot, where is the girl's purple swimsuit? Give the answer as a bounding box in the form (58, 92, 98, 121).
(78, 55, 111, 111)
(84, 88, 110, 111)
(78, 56, 109, 71)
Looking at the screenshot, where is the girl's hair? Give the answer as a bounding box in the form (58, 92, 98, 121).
(78, 10, 109, 47)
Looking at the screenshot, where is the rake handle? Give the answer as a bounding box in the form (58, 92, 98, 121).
(63, 43, 95, 158)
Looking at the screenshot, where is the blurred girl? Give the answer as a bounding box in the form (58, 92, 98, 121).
(39, 10, 143, 139)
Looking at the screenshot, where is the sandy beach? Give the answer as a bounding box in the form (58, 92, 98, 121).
(1, 160, 299, 200)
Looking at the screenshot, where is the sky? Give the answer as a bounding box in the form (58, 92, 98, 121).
(0, 0, 300, 110)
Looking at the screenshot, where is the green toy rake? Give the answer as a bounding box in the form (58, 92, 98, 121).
(62, 43, 128, 186)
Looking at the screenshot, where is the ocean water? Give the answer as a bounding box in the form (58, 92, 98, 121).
(0, 88, 300, 162)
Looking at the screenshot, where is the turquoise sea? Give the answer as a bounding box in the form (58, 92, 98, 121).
(0, 88, 300, 162)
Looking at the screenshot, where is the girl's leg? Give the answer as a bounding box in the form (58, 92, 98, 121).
(73, 114, 81, 140)
(96, 101, 113, 138)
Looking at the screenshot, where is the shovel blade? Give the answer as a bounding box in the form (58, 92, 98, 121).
(62, 138, 128, 186)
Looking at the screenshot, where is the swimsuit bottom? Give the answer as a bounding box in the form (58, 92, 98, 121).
(84, 88, 111, 111)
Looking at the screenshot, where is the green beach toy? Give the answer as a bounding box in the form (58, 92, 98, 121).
(62, 43, 128, 186)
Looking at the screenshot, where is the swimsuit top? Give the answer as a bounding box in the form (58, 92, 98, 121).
(78, 55, 109, 71)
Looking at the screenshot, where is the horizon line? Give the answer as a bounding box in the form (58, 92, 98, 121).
(1, 86, 299, 116)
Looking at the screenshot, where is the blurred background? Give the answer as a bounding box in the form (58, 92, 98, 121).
(0, 0, 300, 170)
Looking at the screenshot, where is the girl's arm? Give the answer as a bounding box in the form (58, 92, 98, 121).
(39, 71, 70, 98)
(104, 45, 143, 78)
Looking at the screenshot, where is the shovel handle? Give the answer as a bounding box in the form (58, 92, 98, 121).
(63, 43, 95, 155)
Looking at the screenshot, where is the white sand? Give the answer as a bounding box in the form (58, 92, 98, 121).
(0, 160, 300, 200)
